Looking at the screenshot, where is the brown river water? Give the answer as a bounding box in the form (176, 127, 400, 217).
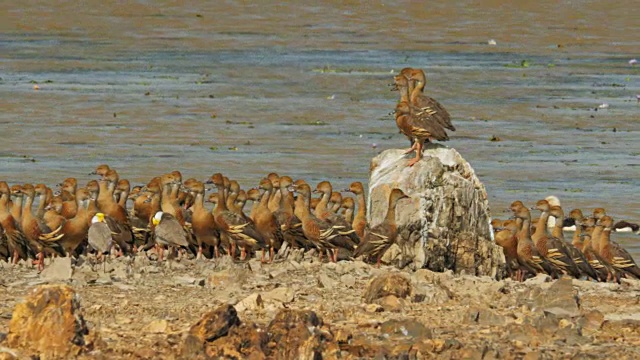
(1, 1, 639, 256)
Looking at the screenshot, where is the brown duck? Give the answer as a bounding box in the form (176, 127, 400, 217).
(598, 216, 640, 279)
(209, 173, 266, 260)
(353, 188, 407, 267)
(184, 179, 221, 259)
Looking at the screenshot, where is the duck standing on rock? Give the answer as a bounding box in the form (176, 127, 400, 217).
(392, 67, 454, 167)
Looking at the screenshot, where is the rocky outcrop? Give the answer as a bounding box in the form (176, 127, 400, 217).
(369, 145, 506, 277)
(7, 284, 88, 359)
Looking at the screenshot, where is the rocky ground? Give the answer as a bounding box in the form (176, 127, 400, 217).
(1, 251, 640, 359)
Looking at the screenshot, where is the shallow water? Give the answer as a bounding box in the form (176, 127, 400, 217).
(1, 1, 639, 256)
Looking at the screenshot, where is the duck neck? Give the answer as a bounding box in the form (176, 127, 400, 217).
(572, 223, 582, 247)
(193, 193, 205, 212)
(11, 195, 23, 221)
(409, 80, 425, 104)
(259, 188, 271, 209)
(294, 192, 311, 220)
(551, 216, 564, 240)
(517, 215, 532, 242)
(354, 192, 366, 222)
(97, 181, 110, 208)
(315, 190, 331, 217)
(215, 185, 227, 213)
(280, 185, 294, 217)
(36, 192, 47, 219)
(118, 188, 130, 209)
(343, 208, 354, 223)
(601, 228, 611, 246)
(533, 211, 549, 238)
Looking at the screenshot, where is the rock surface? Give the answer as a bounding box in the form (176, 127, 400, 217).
(368, 146, 506, 277)
(1, 254, 640, 358)
(7, 284, 88, 358)
(363, 272, 412, 303)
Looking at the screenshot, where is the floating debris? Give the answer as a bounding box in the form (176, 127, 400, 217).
(487, 39, 497, 46)
(597, 103, 609, 109)
(490, 135, 501, 142)
(629, 59, 638, 66)
(33, 84, 40, 91)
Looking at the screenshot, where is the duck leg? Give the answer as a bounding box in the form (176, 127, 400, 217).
(403, 141, 418, 154)
(407, 141, 423, 167)
(261, 249, 267, 264)
(240, 246, 247, 261)
(269, 247, 275, 263)
(230, 242, 237, 260)
(12, 249, 19, 265)
(332, 248, 338, 263)
(196, 245, 203, 260)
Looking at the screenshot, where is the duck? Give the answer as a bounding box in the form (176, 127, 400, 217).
(19, 184, 66, 270)
(246, 188, 262, 220)
(613, 220, 640, 234)
(353, 188, 407, 267)
(493, 219, 521, 278)
(96, 169, 135, 255)
(575, 219, 614, 282)
(292, 183, 338, 262)
(329, 192, 343, 214)
(208, 173, 266, 260)
(407, 68, 455, 132)
(114, 179, 131, 209)
(394, 100, 450, 167)
(272, 176, 312, 250)
(590, 208, 607, 253)
(57, 177, 78, 219)
(597, 215, 640, 279)
(44, 194, 65, 231)
(252, 178, 284, 262)
(548, 205, 599, 281)
(57, 188, 93, 256)
(0, 182, 33, 264)
(340, 197, 355, 224)
(530, 200, 582, 278)
(266, 172, 281, 212)
(184, 179, 221, 259)
(9, 184, 24, 224)
(313, 181, 360, 248)
(510, 201, 559, 281)
(344, 181, 368, 239)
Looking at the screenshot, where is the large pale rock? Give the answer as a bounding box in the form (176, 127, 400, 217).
(368, 146, 506, 277)
(7, 284, 88, 359)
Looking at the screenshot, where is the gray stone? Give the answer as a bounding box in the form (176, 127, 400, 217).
(40, 257, 73, 281)
(262, 287, 295, 303)
(368, 147, 506, 277)
(317, 273, 337, 289)
(340, 274, 356, 288)
(380, 319, 432, 338)
(532, 278, 580, 318)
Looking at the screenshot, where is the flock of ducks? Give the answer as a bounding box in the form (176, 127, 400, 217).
(493, 197, 640, 282)
(2, 68, 638, 283)
(0, 164, 409, 270)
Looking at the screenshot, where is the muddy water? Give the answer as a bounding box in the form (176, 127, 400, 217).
(1, 1, 639, 256)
